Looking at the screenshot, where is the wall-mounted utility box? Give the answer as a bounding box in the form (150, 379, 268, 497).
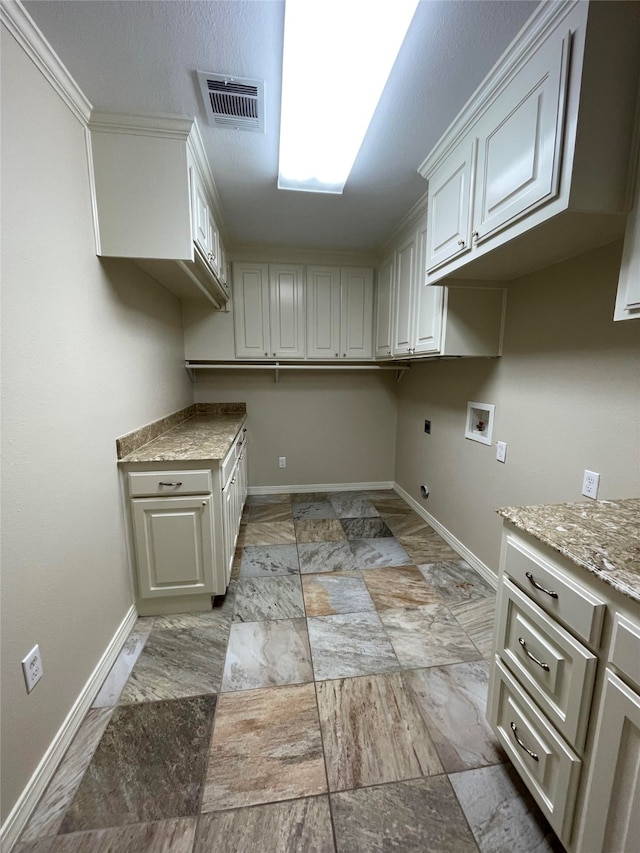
(465, 401, 495, 445)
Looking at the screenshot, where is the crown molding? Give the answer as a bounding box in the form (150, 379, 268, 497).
(88, 111, 193, 139)
(1, 0, 92, 125)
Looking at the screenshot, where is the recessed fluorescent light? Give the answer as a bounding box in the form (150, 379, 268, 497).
(277, 0, 419, 194)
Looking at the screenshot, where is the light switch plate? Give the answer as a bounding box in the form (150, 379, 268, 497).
(496, 441, 507, 463)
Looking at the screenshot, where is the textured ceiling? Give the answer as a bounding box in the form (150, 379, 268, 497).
(24, 0, 538, 251)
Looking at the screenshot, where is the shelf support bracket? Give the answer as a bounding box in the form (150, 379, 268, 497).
(396, 367, 409, 383)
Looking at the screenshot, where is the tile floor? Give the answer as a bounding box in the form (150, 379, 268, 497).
(15, 490, 564, 853)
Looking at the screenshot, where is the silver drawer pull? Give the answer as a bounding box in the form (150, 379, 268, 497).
(159, 481, 182, 487)
(525, 571, 558, 599)
(510, 722, 539, 761)
(518, 637, 550, 671)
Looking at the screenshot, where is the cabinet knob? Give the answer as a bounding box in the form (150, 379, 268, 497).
(471, 230, 479, 241)
(202, 501, 206, 506)
(343, 353, 346, 358)
(335, 353, 339, 357)
(272, 352, 276, 357)
(264, 352, 268, 357)
(458, 239, 465, 247)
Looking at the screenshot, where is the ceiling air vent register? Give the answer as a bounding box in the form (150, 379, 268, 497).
(197, 73, 265, 132)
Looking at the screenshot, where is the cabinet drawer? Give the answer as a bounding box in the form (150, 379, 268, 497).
(610, 613, 640, 692)
(128, 470, 212, 497)
(488, 656, 581, 841)
(496, 578, 597, 750)
(505, 535, 605, 647)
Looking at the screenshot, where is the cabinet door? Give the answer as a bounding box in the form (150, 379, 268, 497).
(578, 670, 640, 853)
(375, 254, 394, 358)
(392, 234, 416, 356)
(307, 266, 341, 359)
(132, 496, 214, 597)
(472, 28, 570, 244)
(413, 218, 443, 353)
(341, 267, 374, 359)
(233, 263, 270, 358)
(222, 478, 235, 585)
(269, 264, 306, 358)
(426, 138, 475, 273)
(191, 165, 213, 260)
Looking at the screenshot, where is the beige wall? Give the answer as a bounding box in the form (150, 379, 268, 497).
(395, 241, 640, 577)
(0, 25, 192, 821)
(193, 371, 398, 487)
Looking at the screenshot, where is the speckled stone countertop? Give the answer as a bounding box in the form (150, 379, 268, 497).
(118, 404, 246, 463)
(498, 499, 640, 604)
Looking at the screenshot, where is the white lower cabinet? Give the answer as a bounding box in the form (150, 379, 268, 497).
(489, 525, 640, 851)
(132, 495, 215, 598)
(578, 671, 640, 853)
(124, 426, 247, 614)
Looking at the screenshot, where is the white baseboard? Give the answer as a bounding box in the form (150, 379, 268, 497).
(0, 605, 138, 851)
(248, 481, 394, 496)
(393, 483, 497, 589)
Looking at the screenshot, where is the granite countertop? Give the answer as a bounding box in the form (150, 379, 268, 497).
(118, 405, 246, 463)
(498, 498, 640, 604)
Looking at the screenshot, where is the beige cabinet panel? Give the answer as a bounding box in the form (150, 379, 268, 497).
(233, 263, 271, 358)
(375, 255, 394, 358)
(269, 264, 306, 358)
(132, 495, 215, 597)
(473, 27, 569, 243)
(392, 233, 416, 356)
(306, 266, 341, 358)
(340, 267, 374, 359)
(426, 138, 475, 273)
(578, 670, 640, 853)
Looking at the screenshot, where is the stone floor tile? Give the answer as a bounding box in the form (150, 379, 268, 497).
(404, 661, 505, 772)
(317, 673, 443, 790)
(331, 777, 479, 853)
(302, 572, 375, 617)
(194, 796, 334, 853)
(60, 697, 215, 832)
(450, 763, 564, 853)
(307, 612, 399, 680)
(362, 565, 442, 609)
(297, 541, 358, 574)
(379, 604, 483, 668)
(221, 618, 313, 691)
(233, 576, 304, 622)
(202, 684, 326, 811)
(239, 544, 300, 577)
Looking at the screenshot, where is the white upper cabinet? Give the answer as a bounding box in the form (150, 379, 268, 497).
(420, 1, 640, 284)
(375, 255, 395, 358)
(340, 267, 374, 359)
(88, 113, 229, 308)
(307, 266, 373, 359)
(269, 265, 306, 358)
(393, 233, 416, 356)
(615, 122, 640, 321)
(306, 267, 341, 358)
(426, 138, 475, 273)
(233, 262, 305, 359)
(233, 263, 270, 358)
(380, 202, 504, 361)
(472, 26, 569, 245)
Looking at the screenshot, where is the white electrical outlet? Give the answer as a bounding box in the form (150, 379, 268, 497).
(582, 469, 600, 500)
(278, 456, 286, 468)
(496, 441, 507, 463)
(22, 644, 43, 693)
